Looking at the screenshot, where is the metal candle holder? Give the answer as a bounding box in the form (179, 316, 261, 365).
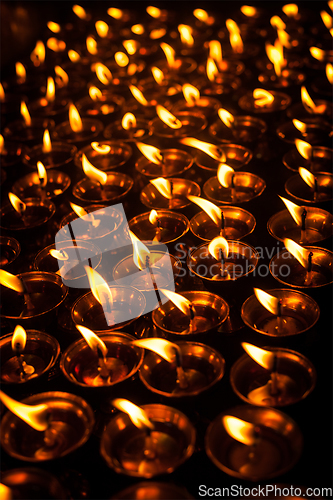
(195, 144, 253, 173)
(104, 118, 151, 143)
(0, 235, 21, 270)
(285, 173, 333, 203)
(276, 120, 333, 145)
(0, 198, 56, 232)
(140, 178, 201, 210)
(190, 207, 256, 241)
(72, 172, 134, 204)
(283, 146, 332, 174)
(203, 173, 266, 204)
(149, 111, 207, 139)
(53, 118, 103, 146)
(238, 91, 292, 114)
(74, 141, 132, 171)
(128, 210, 190, 244)
(209, 116, 267, 144)
(0, 468, 68, 500)
(12, 170, 71, 200)
(22, 142, 78, 171)
(135, 149, 193, 178)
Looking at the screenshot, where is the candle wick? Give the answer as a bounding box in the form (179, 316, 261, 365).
(313, 177, 318, 202)
(146, 255, 163, 307)
(189, 303, 195, 321)
(307, 251, 313, 273)
(270, 354, 279, 396)
(68, 222, 83, 263)
(301, 208, 307, 231)
(15, 349, 26, 378)
(96, 345, 111, 380)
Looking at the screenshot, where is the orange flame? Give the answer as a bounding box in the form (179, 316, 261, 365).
(242, 341, 275, 370)
(15, 62, 26, 83)
(253, 88, 275, 107)
(0, 83, 5, 102)
(89, 86, 102, 101)
(84, 266, 113, 309)
(11, 325, 27, 353)
(72, 4, 88, 20)
(95, 63, 112, 85)
(0, 483, 12, 500)
(222, 415, 257, 445)
(282, 4, 298, 17)
(42, 129, 52, 153)
(46, 38, 66, 52)
(284, 238, 311, 269)
(326, 63, 333, 83)
(146, 6, 161, 18)
(68, 49, 81, 62)
(45, 77, 55, 102)
(76, 325, 108, 357)
(69, 104, 83, 132)
(253, 288, 280, 316)
(150, 178, 172, 199)
(293, 119, 307, 134)
(266, 42, 285, 76)
(298, 167, 316, 188)
(277, 29, 291, 49)
(156, 105, 182, 129)
(187, 195, 221, 225)
(47, 21, 61, 33)
(30, 41, 45, 66)
(82, 154, 107, 185)
(151, 66, 164, 85)
(270, 15, 286, 30)
(20, 101, 31, 126)
(218, 108, 234, 128)
(295, 139, 312, 160)
(0, 134, 5, 154)
(70, 202, 100, 227)
(150, 28, 167, 40)
(123, 39, 137, 55)
(91, 142, 111, 154)
(0, 270, 24, 293)
(136, 143, 163, 164)
(226, 19, 243, 53)
(0, 391, 49, 431)
(206, 57, 219, 81)
(130, 231, 150, 271)
(182, 84, 200, 105)
(208, 40, 223, 65)
(301, 86, 326, 114)
(122, 112, 137, 130)
(179, 138, 226, 161)
(37, 161, 47, 187)
(208, 236, 229, 260)
(49, 249, 69, 261)
(115, 52, 129, 67)
(107, 7, 123, 19)
(329, 1, 333, 12)
(86, 36, 97, 55)
(279, 195, 304, 225)
(95, 20, 109, 38)
(241, 5, 257, 17)
(129, 85, 148, 106)
(160, 289, 192, 317)
(148, 209, 160, 226)
(54, 66, 69, 87)
(321, 11, 333, 29)
(217, 164, 235, 188)
(160, 43, 177, 69)
(178, 25, 194, 46)
(132, 338, 179, 363)
(112, 398, 154, 430)
(193, 8, 209, 21)
(310, 47, 325, 61)
(131, 24, 145, 35)
(8, 192, 26, 215)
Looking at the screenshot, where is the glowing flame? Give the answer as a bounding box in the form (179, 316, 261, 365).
(160, 289, 192, 316)
(11, 325, 27, 353)
(253, 88, 275, 106)
(0, 270, 24, 293)
(127, 63, 138, 76)
(37, 161, 47, 187)
(95, 20, 109, 38)
(310, 47, 325, 61)
(295, 139, 312, 160)
(8, 192, 26, 215)
(193, 8, 209, 21)
(130, 231, 150, 271)
(129, 85, 148, 106)
(208, 41, 223, 65)
(226, 19, 243, 53)
(326, 63, 333, 83)
(277, 29, 291, 49)
(20, 101, 31, 126)
(242, 341, 275, 370)
(217, 164, 235, 188)
(112, 399, 154, 430)
(270, 15, 286, 30)
(15, 62, 26, 83)
(95, 63, 112, 85)
(91, 142, 111, 154)
(156, 105, 182, 129)
(222, 416, 257, 446)
(179, 138, 226, 161)
(0, 391, 49, 431)
(206, 57, 219, 81)
(182, 84, 200, 106)
(284, 238, 311, 269)
(30, 41, 45, 66)
(241, 5, 257, 17)
(69, 103, 83, 132)
(135, 339, 179, 365)
(218, 108, 234, 128)
(121, 112, 136, 130)
(279, 196, 304, 225)
(187, 195, 221, 225)
(321, 11, 333, 29)
(178, 25, 194, 46)
(150, 178, 172, 199)
(150, 28, 166, 40)
(160, 43, 177, 69)
(86, 36, 97, 55)
(149, 209, 160, 226)
(136, 143, 163, 164)
(0, 83, 5, 102)
(131, 24, 145, 35)
(0, 134, 5, 154)
(68, 49, 80, 62)
(49, 249, 69, 261)
(69, 203, 100, 227)
(45, 77, 55, 102)
(301, 86, 326, 114)
(147, 6, 161, 18)
(47, 38, 66, 52)
(82, 154, 107, 185)
(54, 66, 69, 87)
(151, 66, 164, 84)
(208, 236, 229, 261)
(266, 42, 285, 76)
(282, 4, 298, 17)
(84, 266, 114, 310)
(253, 288, 280, 316)
(47, 21, 61, 33)
(42, 129, 52, 153)
(115, 52, 129, 67)
(329, 1, 333, 12)
(299, 167, 316, 188)
(73, 4, 88, 20)
(293, 119, 307, 134)
(123, 40, 137, 55)
(107, 8, 123, 19)
(76, 325, 108, 357)
(89, 86, 103, 101)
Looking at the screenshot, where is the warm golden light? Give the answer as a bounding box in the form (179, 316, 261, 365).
(20, 101, 31, 126)
(0, 483, 12, 500)
(121, 112, 137, 130)
(277, 29, 291, 49)
(54, 66, 69, 87)
(132, 338, 178, 363)
(156, 105, 182, 129)
(151, 66, 164, 84)
(208, 236, 229, 260)
(47, 21, 61, 33)
(131, 24, 145, 35)
(11, 325, 27, 353)
(0, 83, 5, 102)
(86, 36, 98, 55)
(282, 4, 298, 17)
(179, 137, 226, 161)
(30, 41, 45, 66)
(15, 62, 26, 83)
(266, 42, 285, 76)
(148, 209, 159, 226)
(37, 161, 47, 187)
(123, 39, 137, 55)
(0, 134, 5, 154)
(95, 20, 109, 38)
(241, 341, 275, 370)
(187, 195, 221, 225)
(160, 43, 177, 69)
(70, 203, 100, 227)
(45, 77, 55, 102)
(299, 167, 316, 188)
(182, 83, 200, 105)
(295, 139, 312, 160)
(95, 63, 112, 85)
(69, 103, 83, 132)
(206, 57, 219, 81)
(42, 129, 52, 153)
(136, 143, 163, 164)
(293, 119, 307, 134)
(222, 415, 257, 445)
(0, 270, 24, 293)
(107, 7, 123, 19)
(89, 86, 102, 101)
(112, 399, 154, 430)
(8, 192, 26, 215)
(284, 238, 311, 269)
(115, 51, 129, 67)
(218, 108, 235, 128)
(49, 249, 69, 261)
(279, 195, 304, 225)
(82, 154, 107, 185)
(84, 266, 114, 310)
(208, 40, 223, 64)
(76, 325, 108, 357)
(160, 289, 192, 316)
(226, 19, 243, 53)
(0, 391, 49, 431)
(270, 15, 286, 30)
(91, 142, 111, 154)
(321, 10, 333, 29)
(178, 24, 194, 46)
(47, 38, 66, 52)
(147, 6, 161, 18)
(301, 86, 326, 114)
(72, 4, 88, 19)
(217, 164, 235, 188)
(129, 231, 150, 271)
(150, 178, 172, 199)
(193, 8, 209, 22)
(329, 1, 333, 11)
(326, 63, 333, 83)
(241, 5, 257, 17)
(150, 28, 166, 39)
(129, 85, 148, 105)
(310, 47, 325, 61)
(68, 49, 81, 62)
(253, 88, 275, 106)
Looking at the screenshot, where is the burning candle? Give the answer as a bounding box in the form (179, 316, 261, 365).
(286, 85, 332, 122)
(149, 105, 207, 139)
(238, 88, 292, 114)
(285, 167, 333, 203)
(258, 40, 305, 87)
(0, 134, 22, 170)
(135, 142, 193, 178)
(170, 83, 222, 119)
(75, 87, 125, 121)
(210, 108, 267, 145)
(277, 118, 333, 145)
(128, 209, 189, 244)
(155, 42, 197, 76)
(193, 54, 242, 95)
(141, 176, 201, 210)
(74, 141, 133, 173)
(12, 162, 71, 201)
(104, 112, 151, 143)
(312, 62, 333, 96)
(283, 139, 332, 174)
(197, 40, 245, 77)
(53, 103, 103, 146)
(28, 77, 69, 121)
(0, 192, 55, 232)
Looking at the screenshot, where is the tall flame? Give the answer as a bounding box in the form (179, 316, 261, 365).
(326, 63, 333, 83)
(208, 41, 223, 65)
(86, 36, 97, 55)
(123, 40, 137, 55)
(284, 238, 312, 269)
(91, 142, 111, 154)
(68, 49, 81, 62)
(76, 325, 108, 358)
(321, 11, 333, 29)
(112, 399, 154, 430)
(156, 105, 182, 129)
(41, 129, 52, 153)
(151, 66, 164, 84)
(218, 108, 234, 128)
(217, 164, 235, 188)
(178, 25, 194, 46)
(54, 66, 69, 87)
(11, 325, 27, 353)
(89, 86, 103, 101)
(8, 192, 26, 215)
(241, 342, 275, 370)
(95, 63, 112, 85)
(182, 84, 200, 105)
(187, 195, 221, 225)
(129, 85, 148, 106)
(253, 289, 280, 316)
(132, 338, 179, 363)
(37, 161, 47, 187)
(293, 119, 307, 134)
(179, 138, 226, 161)
(282, 4, 298, 17)
(73, 5, 88, 20)
(136, 143, 163, 164)
(15, 62, 26, 83)
(253, 88, 274, 106)
(130, 231, 150, 271)
(279, 196, 304, 225)
(266, 42, 285, 76)
(20, 101, 31, 126)
(295, 139, 312, 160)
(222, 416, 257, 446)
(310, 47, 325, 61)
(107, 8, 123, 19)
(45, 77, 55, 102)
(146, 6, 162, 18)
(69, 103, 83, 132)
(301, 86, 326, 114)
(160, 43, 177, 69)
(115, 52, 129, 67)
(0, 391, 49, 431)
(95, 20, 109, 38)
(241, 6, 257, 17)
(270, 15, 286, 30)
(0, 270, 24, 293)
(299, 167, 316, 188)
(84, 266, 113, 310)
(208, 236, 229, 260)
(160, 289, 192, 317)
(226, 19, 243, 53)
(206, 57, 219, 81)
(47, 21, 61, 33)
(150, 178, 172, 199)
(82, 154, 107, 185)
(30, 41, 45, 66)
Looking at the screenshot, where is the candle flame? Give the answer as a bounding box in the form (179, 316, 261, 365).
(146, 6, 161, 18)
(69, 103, 83, 132)
(178, 25, 194, 46)
(326, 63, 333, 83)
(241, 341, 275, 370)
(301, 86, 326, 114)
(0, 83, 4, 102)
(11, 325, 27, 353)
(218, 108, 234, 128)
(295, 139, 312, 160)
(49, 249, 69, 261)
(266, 42, 285, 76)
(42, 129, 52, 153)
(253, 88, 275, 107)
(282, 4, 298, 17)
(73, 4, 88, 20)
(150, 28, 166, 40)
(160, 289, 192, 317)
(284, 238, 312, 268)
(89, 86, 103, 101)
(82, 154, 107, 185)
(91, 142, 111, 154)
(329, 1, 333, 12)
(136, 143, 163, 164)
(151, 66, 164, 84)
(156, 105, 182, 129)
(95, 20, 109, 38)
(45, 77, 55, 102)
(310, 47, 325, 61)
(0, 134, 5, 154)
(209, 236, 229, 261)
(293, 119, 307, 134)
(115, 52, 129, 67)
(68, 49, 81, 62)
(208, 40, 223, 65)
(299, 167, 316, 189)
(46, 38, 66, 52)
(0, 391, 49, 431)
(0, 270, 24, 293)
(112, 398, 154, 430)
(107, 7, 123, 19)
(70, 203, 99, 227)
(279, 195, 304, 225)
(84, 266, 114, 310)
(30, 41, 45, 66)
(160, 43, 177, 69)
(121, 112, 136, 130)
(0, 483, 12, 500)
(47, 21, 61, 33)
(182, 84, 200, 106)
(270, 15, 286, 30)
(241, 5, 257, 17)
(222, 415, 257, 446)
(129, 85, 148, 106)
(8, 192, 26, 215)
(127, 63, 138, 77)
(86, 36, 97, 55)
(179, 138, 226, 161)
(54, 66, 69, 87)
(95, 63, 112, 85)
(131, 24, 145, 35)
(37, 161, 47, 187)
(253, 289, 280, 316)
(187, 195, 221, 225)
(206, 57, 219, 81)
(150, 178, 172, 199)
(20, 101, 31, 126)
(132, 338, 179, 363)
(277, 29, 291, 49)
(15, 62, 26, 83)
(76, 325, 108, 358)
(130, 231, 150, 271)
(226, 19, 243, 53)
(123, 40, 137, 55)
(193, 8, 208, 21)
(148, 209, 159, 226)
(321, 11, 333, 29)
(217, 164, 235, 188)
